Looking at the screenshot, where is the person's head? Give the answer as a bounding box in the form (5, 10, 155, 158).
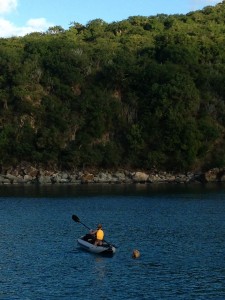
(97, 223, 102, 229)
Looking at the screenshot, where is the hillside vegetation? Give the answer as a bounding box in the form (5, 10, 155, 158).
(1, 2, 225, 172)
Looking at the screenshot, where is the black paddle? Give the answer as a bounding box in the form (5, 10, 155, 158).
(72, 214, 91, 230)
(72, 214, 117, 248)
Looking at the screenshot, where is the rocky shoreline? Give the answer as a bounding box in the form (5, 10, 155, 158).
(0, 163, 225, 185)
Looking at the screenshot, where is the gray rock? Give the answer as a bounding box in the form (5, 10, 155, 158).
(38, 175, 52, 184)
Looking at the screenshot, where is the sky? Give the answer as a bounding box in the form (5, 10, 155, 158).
(0, 0, 222, 38)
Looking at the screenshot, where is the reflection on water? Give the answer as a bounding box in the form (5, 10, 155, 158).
(0, 182, 225, 198)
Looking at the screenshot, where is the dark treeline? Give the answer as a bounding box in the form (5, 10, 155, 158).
(1, 2, 225, 172)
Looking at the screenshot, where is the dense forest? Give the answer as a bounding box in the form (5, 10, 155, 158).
(0, 2, 225, 172)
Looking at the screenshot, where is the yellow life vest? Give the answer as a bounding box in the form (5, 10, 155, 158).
(96, 229, 104, 240)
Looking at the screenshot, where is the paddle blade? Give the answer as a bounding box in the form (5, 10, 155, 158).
(72, 214, 80, 223)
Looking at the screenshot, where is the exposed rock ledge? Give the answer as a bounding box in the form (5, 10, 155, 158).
(0, 164, 225, 185)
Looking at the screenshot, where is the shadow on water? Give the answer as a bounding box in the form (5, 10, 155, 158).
(0, 182, 225, 198)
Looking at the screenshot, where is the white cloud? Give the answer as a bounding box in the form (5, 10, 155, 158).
(0, 17, 53, 38)
(24, 18, 53, 34)
(0, 0, 53, 37)
(0, 0, 17, 14)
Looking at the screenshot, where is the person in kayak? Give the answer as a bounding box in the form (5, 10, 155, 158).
(90, 224, 104, 246)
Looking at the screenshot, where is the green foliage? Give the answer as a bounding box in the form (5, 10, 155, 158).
(0, 2, 225, 171)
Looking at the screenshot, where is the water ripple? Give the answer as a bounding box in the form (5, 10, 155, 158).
(0, 188, 225, 299)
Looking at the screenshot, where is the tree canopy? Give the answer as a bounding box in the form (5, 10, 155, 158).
(1, 1, 225, 171)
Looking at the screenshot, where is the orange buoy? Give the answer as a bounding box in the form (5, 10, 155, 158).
(132, 249, 140, 259)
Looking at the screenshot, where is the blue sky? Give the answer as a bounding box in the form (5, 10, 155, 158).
(0, 0, 222, 38)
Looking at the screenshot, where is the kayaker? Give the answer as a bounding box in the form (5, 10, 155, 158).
(90, 224, 104, 246)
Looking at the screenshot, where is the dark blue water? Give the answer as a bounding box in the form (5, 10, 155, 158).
(0, 183, 225, 299)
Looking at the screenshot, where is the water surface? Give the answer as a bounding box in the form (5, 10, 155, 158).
(0, 183, 225, 299)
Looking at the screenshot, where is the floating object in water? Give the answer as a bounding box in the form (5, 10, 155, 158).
(72, 214, 116, 257)
(132, 249, 140, 259)
(77, 234, 116, 257)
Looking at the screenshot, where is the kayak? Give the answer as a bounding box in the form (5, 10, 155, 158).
(77, 234, 116, 257)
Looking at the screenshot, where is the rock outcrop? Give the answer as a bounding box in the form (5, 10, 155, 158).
(0, 163, 224, 185)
